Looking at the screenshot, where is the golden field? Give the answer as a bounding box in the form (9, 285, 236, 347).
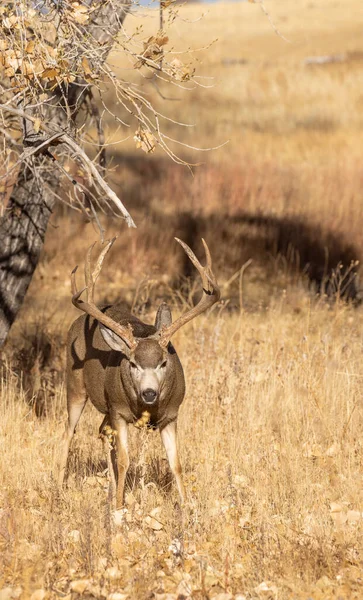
(2, 1, 363, 598)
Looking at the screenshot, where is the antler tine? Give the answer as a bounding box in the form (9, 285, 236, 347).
(85, 238, 116, 303)
(175, 238, 203, 270)
(202, 238, 212, 270)
(175, 237, 216, 294)
(158, 238, 220, 348)
(71, 239, 137, 351)
(85, 242, 97, 303)
(71, 265, 79, 297)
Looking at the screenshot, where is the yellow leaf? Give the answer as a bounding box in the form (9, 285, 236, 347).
(144, 513, 164, 530)
(23, 59, 40, 78)
(74, 13, 89, 24)
(3, 15, 21, 30)
(347, 510, 362, 525)
(72, 3, 89, 24)
(105, 566, 122, 580)
(63, 73, 76, 83)
(25, 40, 35, 54)
(330, 502, 344, 513)
(30, 590, 46, 600)
(70, 580, 90, 594)
(82, 56, 92, 76)
(41, 67, 58, 80)
(33, 118, 41, 134)
(4, 66, 15, 78)
(68, 529, 81, 542)
(134, 128, 156, 153)
(254, 581, 278, 599)
(72, 1, 88, 10)
(169, 58, 192, 82)
(155, 33, 169, 47)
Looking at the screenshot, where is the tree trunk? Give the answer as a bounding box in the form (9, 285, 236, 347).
(0, 160, 58, 346)
(0, 0, 131, 348)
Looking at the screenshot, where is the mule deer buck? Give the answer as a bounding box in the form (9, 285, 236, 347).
(58, 237, 220, 507)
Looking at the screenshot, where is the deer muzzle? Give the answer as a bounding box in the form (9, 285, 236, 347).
(142, 388, 158, 404)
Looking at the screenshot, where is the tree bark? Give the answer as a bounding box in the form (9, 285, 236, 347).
(0, 0, 131, 348)
(0, 160, 57, 346)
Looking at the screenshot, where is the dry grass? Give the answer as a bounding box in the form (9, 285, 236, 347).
(2, 0, 363, 598)
(2, 303, 363, 599)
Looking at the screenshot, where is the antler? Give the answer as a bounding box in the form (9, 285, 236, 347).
(71, 238, 137, 350)
(158, 238, 220, 348)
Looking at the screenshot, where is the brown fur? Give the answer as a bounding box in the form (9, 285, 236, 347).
(59, 303, 186, 507)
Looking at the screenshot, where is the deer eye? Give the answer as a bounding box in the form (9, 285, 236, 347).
(160, 360, 167, 369)
(130, 361, 137, 369)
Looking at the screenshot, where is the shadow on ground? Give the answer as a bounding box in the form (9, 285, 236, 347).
(109, 154, 361, 303)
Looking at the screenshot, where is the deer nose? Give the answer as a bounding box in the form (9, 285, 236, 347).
(142, 388, 157, 404)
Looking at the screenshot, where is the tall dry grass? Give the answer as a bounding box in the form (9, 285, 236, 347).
(1, 302, 363, 599)
(2, 0, 363, 598)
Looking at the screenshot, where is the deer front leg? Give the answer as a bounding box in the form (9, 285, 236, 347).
(112, 416, 129, 509)
(160, 420, 185, 504)
(58, 392, 87, 487)
(99, 415, 117, 508)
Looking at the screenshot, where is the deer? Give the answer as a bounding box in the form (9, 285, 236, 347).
(58, 237, 220, 508)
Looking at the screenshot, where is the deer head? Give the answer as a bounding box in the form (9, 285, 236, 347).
(71, 237, 220, 406)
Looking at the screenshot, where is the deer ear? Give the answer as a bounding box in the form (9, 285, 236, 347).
(155, 302, 172, 330)
(99, 324, 131, 356)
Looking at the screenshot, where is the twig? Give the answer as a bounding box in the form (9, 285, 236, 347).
(0, 103, 136, 228)
(254, 0, 290, 43)
(0, 132, 64, 181)
(0, 103, 40, 125)
(86, 90, 106, 169)
(61, 133, 136, 228)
